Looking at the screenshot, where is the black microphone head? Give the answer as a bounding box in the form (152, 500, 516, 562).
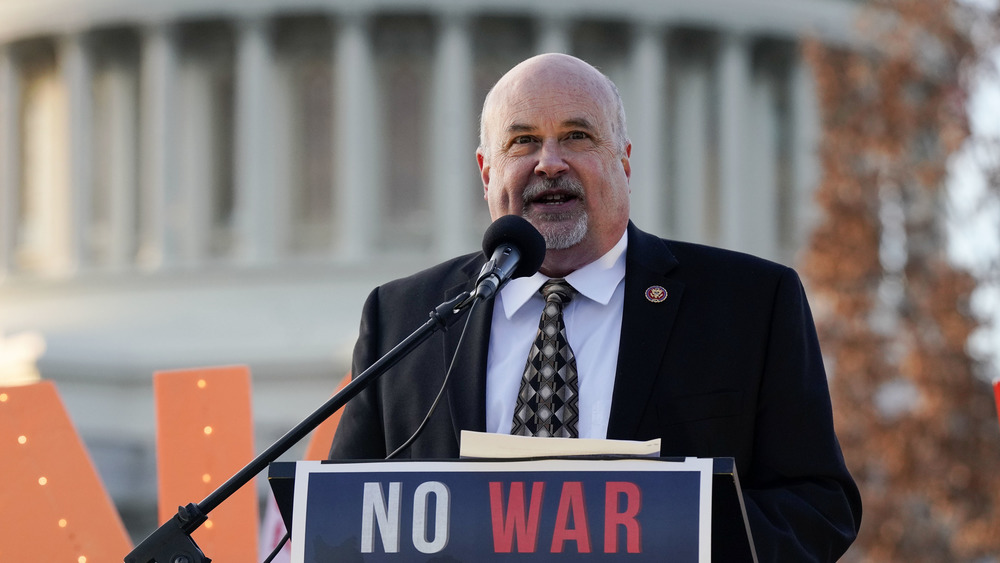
(481, 215, 546, 278)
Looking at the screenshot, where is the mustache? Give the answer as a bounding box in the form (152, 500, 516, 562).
(522, 177, 585, 204)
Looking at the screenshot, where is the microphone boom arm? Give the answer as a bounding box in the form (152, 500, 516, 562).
(124, 290, 474, 563)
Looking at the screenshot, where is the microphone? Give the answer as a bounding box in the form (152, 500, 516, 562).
(474, 215, 546, 300)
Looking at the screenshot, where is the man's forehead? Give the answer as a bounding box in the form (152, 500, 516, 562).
(493, 86, 607, 129)
(502, 71, 607, 107)
(503, 116, 598, 134)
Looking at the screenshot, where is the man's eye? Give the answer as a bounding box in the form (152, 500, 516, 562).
(513, 135, 535, 144)
(567, 131, 589, 140)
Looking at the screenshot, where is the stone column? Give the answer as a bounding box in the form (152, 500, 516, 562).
(537, 17, 571, 55)
(62, 32, 93, 272)
(717, 32, 751, 252)
(430, 13, 475, 257)
(138, 24, 177, 269)
(674, 56, 712, 244)
(627, 23, 667, 235)
(744, 73, 778, 260)
(102, 61, 139, 269)
(0, 46, 18, 275)
(174, 34, 215, 265)
(233, 17, 276, 264)
(790, 52, 821, 254)
(334, 14, 378, 260)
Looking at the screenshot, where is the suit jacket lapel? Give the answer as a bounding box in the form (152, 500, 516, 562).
(442, 259, 493, 447)
(607, 223, 684, 440)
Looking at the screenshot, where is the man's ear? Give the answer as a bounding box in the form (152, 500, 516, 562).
(622, 142, 632, 181)
(477, 149, 490, 199)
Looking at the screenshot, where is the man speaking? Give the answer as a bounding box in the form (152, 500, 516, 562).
(330, 53, 862, 561)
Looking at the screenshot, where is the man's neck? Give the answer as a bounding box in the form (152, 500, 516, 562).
(537, 226, 628, 277)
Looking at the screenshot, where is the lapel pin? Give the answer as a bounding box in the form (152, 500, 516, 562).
(645, 285, 668, 303)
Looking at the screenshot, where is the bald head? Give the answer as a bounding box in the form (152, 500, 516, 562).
(479, 53, 629, 162)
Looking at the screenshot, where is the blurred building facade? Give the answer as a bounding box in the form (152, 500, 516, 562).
(0, 0, 857, 539)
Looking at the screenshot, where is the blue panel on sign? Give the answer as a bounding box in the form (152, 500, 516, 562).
(299, 463, 704, 562)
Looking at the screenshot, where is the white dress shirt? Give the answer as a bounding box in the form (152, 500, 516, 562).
(485, 230, 627, 439)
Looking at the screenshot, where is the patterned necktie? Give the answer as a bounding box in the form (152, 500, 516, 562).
(511, 279, 580, 438)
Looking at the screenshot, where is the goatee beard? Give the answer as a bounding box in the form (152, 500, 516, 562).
(522, 177, 588, 250)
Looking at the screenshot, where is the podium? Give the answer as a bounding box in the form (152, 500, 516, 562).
(269, 457, 757, 562)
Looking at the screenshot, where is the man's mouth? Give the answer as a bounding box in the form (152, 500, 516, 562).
(523, 177, 585, 210)
(532, 191, 578, 205)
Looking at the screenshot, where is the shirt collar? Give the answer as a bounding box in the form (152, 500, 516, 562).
(498, 229, 628, 319)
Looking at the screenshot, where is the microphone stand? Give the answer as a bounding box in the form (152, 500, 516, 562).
(125, 290, 475, 563)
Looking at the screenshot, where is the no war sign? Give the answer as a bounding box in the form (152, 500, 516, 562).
(287, 458, 713, 562)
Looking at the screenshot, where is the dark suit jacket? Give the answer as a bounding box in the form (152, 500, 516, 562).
(330, 222, 862, 561)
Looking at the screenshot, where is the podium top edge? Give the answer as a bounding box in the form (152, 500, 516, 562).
(269, 456, 738, 478)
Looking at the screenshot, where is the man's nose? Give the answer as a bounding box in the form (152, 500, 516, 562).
(534, 139, 568, 178)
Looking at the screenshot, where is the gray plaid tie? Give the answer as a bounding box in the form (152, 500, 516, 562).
(511, 279, 580, 437)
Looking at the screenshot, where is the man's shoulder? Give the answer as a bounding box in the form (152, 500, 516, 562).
(633, 232, 810, 312)
(378, 251, 485, 294)
(666, 239, 790, 273)
(630, 225, 793, 277)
